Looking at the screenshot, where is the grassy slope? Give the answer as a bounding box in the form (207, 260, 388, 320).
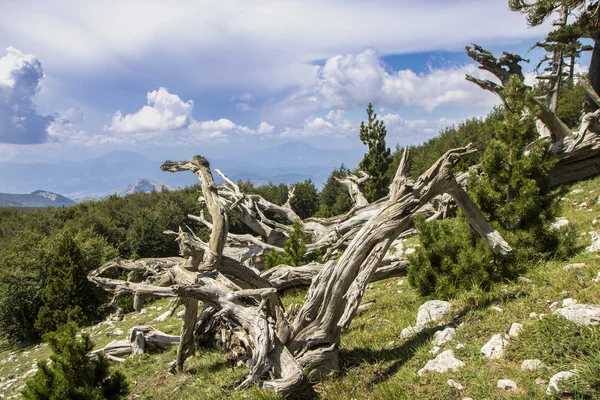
(1, 177, 600, 400)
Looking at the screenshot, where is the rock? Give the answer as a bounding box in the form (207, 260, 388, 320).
(480, 334, 509, 359)
(397, 279, 405, 286)
(497, 379, 517, 390)
(549, 301, 560, 309)
(462, 398, 474, 400)
(564, 263, 586, 271)
(153, 311, 171, 322)
(415, 300, 451, 329)
(594, 272, 600, 283)
(554, 304, 600, 327)
(550, 218, 569, 230)
(417, 350, 465, 377)
(571, 189, 583, 194)
(535, 377, 546, 385)
(22, 368, 37, 378)
(447, 379, 464, 391)
(521, 359, 545, 371)
(517, 276, 533, 284)
(579, 202, 589, 209)
(176, 310, 185, 319)
(586, 231, 600, 252)
(508, 322, 523, 338)
(110, 328, 124, 336)
(404, 248, 416, 255)
(529, 312, 538, 318)
(491, 306, 503, 313)
(400, 326, 418, 340)
(430, 346, 440, 356)
(455, 343, 465, 350)
(139, 308, 147, 314)
(6, 355, 16, 362)
(562, 298, 578, 307)
(546, 370, 577, 396)
(432, 327, 456, 346)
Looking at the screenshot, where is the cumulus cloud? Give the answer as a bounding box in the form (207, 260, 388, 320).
(0, 46, 53, 144)
(282, 49, 500, 114)
(280, 109, 354, 138)
(106, 87, 193, 133)
(382, 113, 462, 144)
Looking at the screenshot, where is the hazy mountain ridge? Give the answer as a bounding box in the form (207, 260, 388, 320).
(0, 142, 363, 200)
(0, 190, 75, 208)
(117, 179, 172, 196)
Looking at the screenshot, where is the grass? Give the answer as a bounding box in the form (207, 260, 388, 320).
(1, 176, 600, 399)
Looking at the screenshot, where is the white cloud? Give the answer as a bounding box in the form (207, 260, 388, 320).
(0, 47, 53, 144)
(231, 93, 254, 102)
(256, 122, 275, 135)
(280, 109, 354, 138)
(236, 102, 256, 112)
(282, 48, 500, 114)
(382, 113, 462, 144)
(106, 87, 193, 133)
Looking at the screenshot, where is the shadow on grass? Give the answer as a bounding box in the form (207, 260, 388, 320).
(339, 288, 524, 387)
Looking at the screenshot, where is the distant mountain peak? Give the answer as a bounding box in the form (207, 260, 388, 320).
(117, 179, 171, 196)
(0, 190, 75, 208)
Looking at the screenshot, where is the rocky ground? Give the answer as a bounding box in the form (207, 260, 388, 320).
(1, 177, 600, 399)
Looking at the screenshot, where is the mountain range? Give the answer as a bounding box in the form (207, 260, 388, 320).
(0, 141, 363, 200)
(0, 190, 76, 208)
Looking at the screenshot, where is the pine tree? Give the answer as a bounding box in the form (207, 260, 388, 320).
(359, 103, 392, 202)
(469, 75, 565, 258)
(22, 322, 128, 400)
(264, 221, 310, 269)
(34, 230, 114, 335)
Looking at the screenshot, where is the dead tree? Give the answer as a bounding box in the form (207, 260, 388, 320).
(466, 44, 600, 185)
(89, 146, 511, 393)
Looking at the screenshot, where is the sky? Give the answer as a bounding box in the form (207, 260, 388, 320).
(0, 0, 588, 164)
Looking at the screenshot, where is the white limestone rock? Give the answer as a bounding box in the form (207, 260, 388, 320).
(554, 304, 600, 327)
(546, 370, 577, 396)
(508, 322, 523, 338)
(415, 300, 451, 329)
(562, 298, 578, 307)
(521, 359, 545, 371)
(586, 231, 600, 252)
(497, 379, 517, 391)
(430, 346, 440, 356)
(480, 334, 509, 359)
(417, 350, 465, 377)
(550, 218, 569, 230)
(447, 379, 464, 391)
(563, 263, 586, 271)
(432, 327, 456, 346)
(153, 311, 171, 322)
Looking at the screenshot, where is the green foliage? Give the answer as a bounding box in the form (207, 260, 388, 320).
(407, 215, 516, 298)
(359, 103, 392, 202)
(390, 114, 499, 179)
(264, 221, 310, 269)
(34, 229, 118, 335)
(0, 230, 50, 343)
(236, 181, 289, 206)
(409, 76, 575, 298)
(470, 76, 575, 259)
(316, 164, 353, 217)
(22, 321, 128, 400)
(290, 179, 319, 219)
(557, 78, 586, 128)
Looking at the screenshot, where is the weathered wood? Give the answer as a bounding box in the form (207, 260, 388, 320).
(335, 171, 369, 207)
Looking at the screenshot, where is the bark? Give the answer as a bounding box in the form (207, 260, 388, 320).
(335, 171, 369, 207)
(588, 40, 600, 112)
(89, 148, 511, 393)
(466, 44, 600, 185)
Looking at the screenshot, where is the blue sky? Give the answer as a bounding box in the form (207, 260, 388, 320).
(0, 0, 587, 164)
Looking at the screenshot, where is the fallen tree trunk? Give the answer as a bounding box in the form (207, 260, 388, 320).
(89, 147, 511, 392)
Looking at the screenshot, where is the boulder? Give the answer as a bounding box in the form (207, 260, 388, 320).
(546, 370, 577, 396)
(521, 359, 545, 371)
(416, 300, 452, 329)
(550, 218, 569, 230)
(447, 379, 464, 391)
(417, 350, 465, 377)
(508, 323, 523, 338)
(554, 304, 600, 327)
(480, 334, 509, 359)
(563, 263, 586, 271)
(497, 379, 517, 390)
(432, 327, 456, 346)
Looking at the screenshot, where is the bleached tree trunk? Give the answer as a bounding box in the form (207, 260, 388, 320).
(89, 146, 511, 392)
